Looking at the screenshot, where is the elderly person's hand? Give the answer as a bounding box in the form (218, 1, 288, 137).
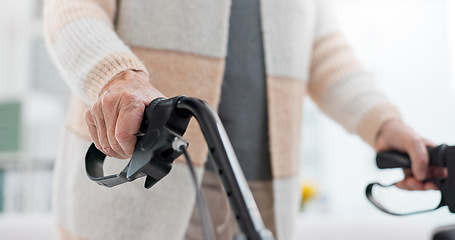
(374, 120, 447, 190)
(84, 70, 165, 159)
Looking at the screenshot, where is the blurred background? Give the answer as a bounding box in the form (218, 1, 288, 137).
(0, 0, 454, 239)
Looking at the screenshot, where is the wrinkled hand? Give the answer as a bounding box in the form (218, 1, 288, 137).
(374, 120, 447, 191)
(84, 70, 165, 159)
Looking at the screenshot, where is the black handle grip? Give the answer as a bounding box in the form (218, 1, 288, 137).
(376, 151, 412, 169)
(376, 144, 448, 169)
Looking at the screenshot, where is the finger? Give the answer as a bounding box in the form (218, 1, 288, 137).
(116, 97, 145, 156)
(428, 167, 448, 179)
(84, 109, 101, 149)
(436, 167, 448, 178)
(400, 177, 426, 191)
(92, 103, 123, 159)
(395, 180, 412, 190)
(406, 139, 429, 181)
(101, 98, 129, 159)
(397, 180, 436, 190)
(423, 182, 438, 190)
(402, 168, 413, 178)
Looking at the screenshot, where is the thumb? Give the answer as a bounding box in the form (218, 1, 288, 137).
(406, 139, 429, 181)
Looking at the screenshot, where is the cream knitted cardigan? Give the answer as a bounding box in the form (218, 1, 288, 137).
(44, 0, 402, 239)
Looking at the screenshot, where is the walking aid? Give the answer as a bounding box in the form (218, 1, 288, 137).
(367, 145, 455, 240)
(85, 96, 274, 240)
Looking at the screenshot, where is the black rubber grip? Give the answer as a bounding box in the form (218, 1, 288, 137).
(376, 151, 412, 169)
(376, 145, 448, 169)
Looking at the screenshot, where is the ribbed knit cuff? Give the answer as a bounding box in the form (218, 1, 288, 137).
(356, 103, 403, 147)
(83, 51, 149, 103)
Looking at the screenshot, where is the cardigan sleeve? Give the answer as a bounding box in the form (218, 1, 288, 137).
(43, 0, 148, 104)
(307, 1, 402, 147)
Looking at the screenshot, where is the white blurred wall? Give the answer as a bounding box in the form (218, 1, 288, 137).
(0, 0, 67, 214)
(300, 0, 455, 232)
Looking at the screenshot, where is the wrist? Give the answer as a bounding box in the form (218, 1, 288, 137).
(374, 119, 404, 150)
(99, 69, 150, 97)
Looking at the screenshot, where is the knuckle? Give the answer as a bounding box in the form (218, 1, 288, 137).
(84, 109, 91, 118)
(411, 156, 428, 164)
(100, 94, 115, 107)
(84, 114, 96, 127)
(120, 92, 140, 104)
(411, 138, 423, 147)
(99, 96, 106, 106)
(405, 137, 421, 149)
(407, 138, 428, 157)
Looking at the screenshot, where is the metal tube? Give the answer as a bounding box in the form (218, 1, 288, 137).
(176, 97, 273, 240)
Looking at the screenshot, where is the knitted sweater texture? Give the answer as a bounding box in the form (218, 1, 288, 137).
(44, 0, 402, 239)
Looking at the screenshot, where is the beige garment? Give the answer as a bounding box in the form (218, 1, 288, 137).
(44, 1, 403, 239)
(185, 171, 276, 240)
